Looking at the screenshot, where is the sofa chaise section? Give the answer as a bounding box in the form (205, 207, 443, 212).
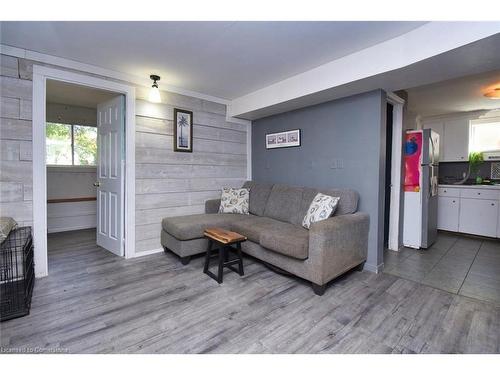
(160, 213, 246, 264)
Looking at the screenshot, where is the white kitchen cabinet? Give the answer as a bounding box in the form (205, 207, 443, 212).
(498, 203, 500, 238)
(438, 187, 461, 198)
(459, 198, 498, 238)
(442, 119, 469, 162)
(437, 196, 460, 231)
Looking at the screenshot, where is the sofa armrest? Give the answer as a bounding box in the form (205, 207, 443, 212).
(205, 199, 221, 214)
(308, 212, 370, 285)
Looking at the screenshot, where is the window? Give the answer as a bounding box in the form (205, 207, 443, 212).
(469, 120, 500, 153)
(46, 123, 97, 166)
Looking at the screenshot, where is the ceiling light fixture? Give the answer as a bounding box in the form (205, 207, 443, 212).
(149, 74, 161, 103)
(484, 87, 500, 100)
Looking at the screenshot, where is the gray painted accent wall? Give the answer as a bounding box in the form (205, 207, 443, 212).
(252, 90, 387, 271)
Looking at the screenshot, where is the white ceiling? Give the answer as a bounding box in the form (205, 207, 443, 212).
(407, 69, 500, 117)
(228, 31, 500, 120)
(46, 79, 117, 108)
(0, 21, 426, 99)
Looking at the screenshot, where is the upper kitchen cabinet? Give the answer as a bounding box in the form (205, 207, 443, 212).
(442, 118, 469, 162)
(420, 111, 500, 163)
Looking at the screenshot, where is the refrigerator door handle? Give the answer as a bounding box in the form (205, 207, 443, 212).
(429, 135, 436, 165)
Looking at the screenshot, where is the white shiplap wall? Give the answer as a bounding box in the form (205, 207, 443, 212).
(0, 54, 249, 256)
(134, 95, 247, 253)
(46, 166, 97, 233)
(0, 55, 33, 226)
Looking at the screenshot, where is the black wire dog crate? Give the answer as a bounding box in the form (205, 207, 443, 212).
(0, 226, 35, 321)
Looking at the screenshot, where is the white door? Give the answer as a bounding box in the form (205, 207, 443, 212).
(96, 95, 125, 256)
(403, 191, 422, 249)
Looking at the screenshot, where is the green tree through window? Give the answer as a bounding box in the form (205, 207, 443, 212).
(74, 125, 97, 165)
(46, 123, 97, 166)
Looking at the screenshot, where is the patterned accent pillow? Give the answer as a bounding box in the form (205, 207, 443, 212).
(0, 217, 18, 243)
(218, 188, 250, 214)
(302, 193, 340, 229)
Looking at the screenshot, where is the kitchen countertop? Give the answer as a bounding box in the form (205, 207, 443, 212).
(439, 184, 500, 190)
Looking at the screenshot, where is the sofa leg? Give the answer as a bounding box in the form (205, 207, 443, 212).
(311, 283, 326, 296)
(163, 246, 169, 253)
(355, 262, 365, 272)
(180, 256, 191, 265)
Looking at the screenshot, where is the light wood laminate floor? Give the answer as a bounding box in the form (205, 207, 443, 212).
(1, 229, 499, 354)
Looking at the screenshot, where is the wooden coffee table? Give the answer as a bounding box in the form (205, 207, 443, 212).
(203, 227, 246, 284)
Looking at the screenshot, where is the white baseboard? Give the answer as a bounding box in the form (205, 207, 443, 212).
(133, 247, 164, 258)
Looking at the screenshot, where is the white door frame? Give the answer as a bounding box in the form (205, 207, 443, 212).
(387, 92, 405, 252)
(32, 65, 136, 277)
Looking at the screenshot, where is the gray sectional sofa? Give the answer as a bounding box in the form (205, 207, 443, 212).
(161, 181, 369, 295)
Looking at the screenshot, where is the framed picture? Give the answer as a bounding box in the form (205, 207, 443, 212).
(173, 108, 193, 152)
(266, 129, 301, 149)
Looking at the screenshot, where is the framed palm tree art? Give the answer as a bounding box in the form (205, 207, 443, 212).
(173, 108, 193, 152)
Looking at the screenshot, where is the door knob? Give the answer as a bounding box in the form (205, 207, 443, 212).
(94, 181, 101, 187)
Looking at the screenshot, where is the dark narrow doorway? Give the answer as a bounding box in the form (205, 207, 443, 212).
(383, 102, 394, 248)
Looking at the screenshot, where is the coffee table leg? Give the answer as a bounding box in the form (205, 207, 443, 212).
(203, 239, 212, 274)
(236, 242, 244, 276)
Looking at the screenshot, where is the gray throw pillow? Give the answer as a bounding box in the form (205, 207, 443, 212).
(218, 188, 250, 214)
(0, 217, 18, 243)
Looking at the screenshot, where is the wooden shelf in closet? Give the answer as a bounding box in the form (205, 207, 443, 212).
(47, 197, 97, 204)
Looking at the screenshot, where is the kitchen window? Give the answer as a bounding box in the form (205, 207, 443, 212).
(469, 119, 500, 153)
(46, 122, 97, 166)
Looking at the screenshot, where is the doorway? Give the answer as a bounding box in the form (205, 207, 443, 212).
(384, 103, 394, 248)
(45, 81, 125, 266)
(385, 92, 405, 254)
(32, 66, 136, 277)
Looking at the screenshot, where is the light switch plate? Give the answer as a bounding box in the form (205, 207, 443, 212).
(330, 159, 344, 169)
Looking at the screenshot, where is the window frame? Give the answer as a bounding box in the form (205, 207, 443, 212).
(469, 117, 500, 154)
(45, 122, 97, 167)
